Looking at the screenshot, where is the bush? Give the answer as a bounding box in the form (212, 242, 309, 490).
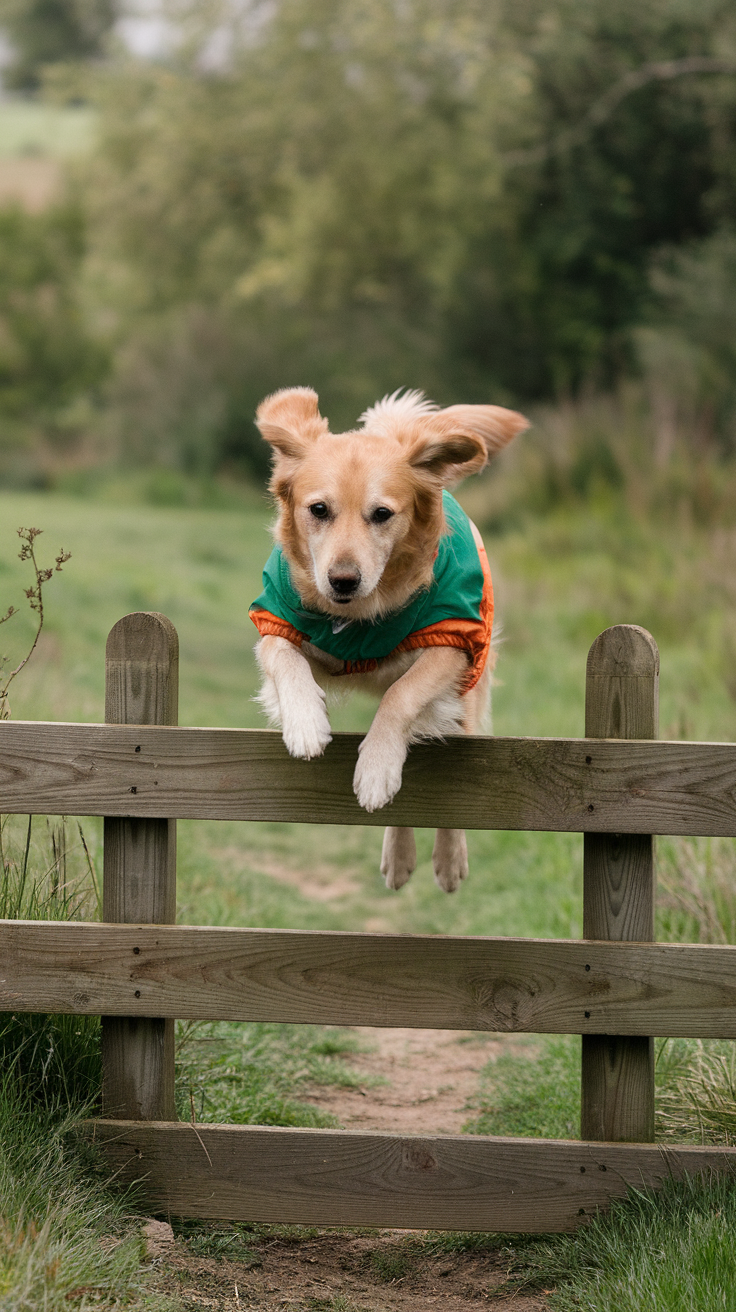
(0, 203, 108, 487)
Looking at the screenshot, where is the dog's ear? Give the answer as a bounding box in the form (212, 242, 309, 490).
(438, 405, 530, 461)
(256, 387, 328, 459)
(409, 405, 529, 486)
(408, 422, 487, 482)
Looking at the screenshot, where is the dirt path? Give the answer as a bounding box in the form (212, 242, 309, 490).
(305, 1026, 529, 1135)
(152, 1229, 551, 1310)
(150, 1027, 550, 1311)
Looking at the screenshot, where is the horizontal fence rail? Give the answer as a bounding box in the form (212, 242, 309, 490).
(4, 920, 736, 1037)
(2, 721, 736, 833)
(93, 1121, 736, 1232)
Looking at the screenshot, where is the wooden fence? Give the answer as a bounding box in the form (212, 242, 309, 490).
(2, 612, 736, 1232)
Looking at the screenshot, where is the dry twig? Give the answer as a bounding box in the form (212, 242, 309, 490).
(0, 527, 71, 720)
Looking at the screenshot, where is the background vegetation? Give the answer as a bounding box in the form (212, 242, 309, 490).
(1, 0, 736, 487)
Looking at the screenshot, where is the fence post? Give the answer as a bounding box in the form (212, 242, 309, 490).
(581, 624, 659, 1142)
(102, 612, 179, 1120)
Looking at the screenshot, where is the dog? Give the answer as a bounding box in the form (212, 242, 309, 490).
(250, 387, 528, 892)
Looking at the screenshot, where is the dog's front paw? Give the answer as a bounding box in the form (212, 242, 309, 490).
(353, 733, 406, 812)
(282, 695, 332, 760)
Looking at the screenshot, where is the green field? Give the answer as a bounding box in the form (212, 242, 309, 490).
(2, 486, 735, 957)
(0, 101, 96, 159)
(3, 487, 736, 1308)
(2, 487, 735, 949)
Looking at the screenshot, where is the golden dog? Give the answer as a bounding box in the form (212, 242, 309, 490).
(250, 387, 528, 891)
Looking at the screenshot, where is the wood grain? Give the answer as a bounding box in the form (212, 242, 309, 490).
(102, 613, 178, 1122)
(582, 625, 658, 1143)
(91, 1120, 736, 1232)
(2, 723, 736, 834)
(585, 624, 659, 739)
(5, 920, 736, 1037)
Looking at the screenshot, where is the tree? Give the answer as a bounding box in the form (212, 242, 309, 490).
(77, 0, 736, 474)
(0, 0, 116, 90)
(0, 204, 108, 483)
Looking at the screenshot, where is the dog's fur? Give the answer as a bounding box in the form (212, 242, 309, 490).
(254, 387, 528, 892)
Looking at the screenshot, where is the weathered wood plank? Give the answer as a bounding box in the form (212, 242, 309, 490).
(582, 625, 657, 1142)
(92, 1120, 736, 1232)
(102, 612, 178, 1122)
(2, 722, 736, 834)
(6, 921, 736, 1037)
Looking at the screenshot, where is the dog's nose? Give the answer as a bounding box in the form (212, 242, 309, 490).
(329, 570, 361, 597)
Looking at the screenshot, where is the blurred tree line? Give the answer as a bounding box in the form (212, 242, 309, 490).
(2, 0, 736, 496)
(0, 0, 115, 90)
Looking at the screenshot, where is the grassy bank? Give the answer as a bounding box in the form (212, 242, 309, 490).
(0, 813, 176, 1310)
(0, 1086, 179, 1312)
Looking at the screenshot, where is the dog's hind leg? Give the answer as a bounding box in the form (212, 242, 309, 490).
(432, 828, 468, 893)
(431, 652, 492, 893)
(381, 827, 417, 891)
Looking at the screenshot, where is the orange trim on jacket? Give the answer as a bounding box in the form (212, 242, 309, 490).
(249, 611, 306, 647)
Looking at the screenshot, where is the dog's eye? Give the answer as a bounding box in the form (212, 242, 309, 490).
(371, 507, 394, 524)
(309, 503, 330, 520)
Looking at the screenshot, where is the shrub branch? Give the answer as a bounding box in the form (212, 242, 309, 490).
(0, 528, 71, 721)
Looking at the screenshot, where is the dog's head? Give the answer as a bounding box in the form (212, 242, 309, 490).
(256, 387, 528, 620)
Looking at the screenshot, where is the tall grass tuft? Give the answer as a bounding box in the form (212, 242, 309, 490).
(0, 1074, 177, 1312)
(651, 835, 736, 1146)
(462, 385, 736, 537)
(0, 814, 102, 1107)
(656, 1040, 736, 1146)
(658, 836, 736, 947)
(0, 817, 178, 1309)
(522, 1173, 736, 1312)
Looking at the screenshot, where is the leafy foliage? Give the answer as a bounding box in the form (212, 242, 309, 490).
(67, 0, 736, 479)
(638, 231, 736, 458)
(0, 0, 116, 90)
(2, 0, 736, 482)
(0, 204, 108, 485)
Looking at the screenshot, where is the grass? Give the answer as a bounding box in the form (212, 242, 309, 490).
(0, 813, 102, 1108)
(0, 815, 178, 1310)
(465, 1036, 581, 1141)
(170, 1219, 263, 1264)
(0, 1081, 180, 1312)
(175, 1020, 373, 1127)
(658, 836, 736, 946)
(0, 101, 96, 159)
(519, 1174, 736, 1311)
